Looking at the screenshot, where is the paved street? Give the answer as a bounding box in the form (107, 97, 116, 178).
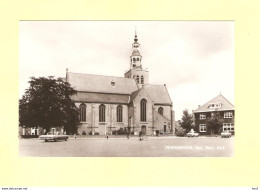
(19, 136, 233, 157)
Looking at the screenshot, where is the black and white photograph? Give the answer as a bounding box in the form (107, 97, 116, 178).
(19, 21, 234, 157)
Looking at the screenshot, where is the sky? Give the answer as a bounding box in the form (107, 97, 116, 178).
(19, 21, 234, 121)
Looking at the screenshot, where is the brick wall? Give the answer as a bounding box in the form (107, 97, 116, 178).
(194, 110, 235, 135)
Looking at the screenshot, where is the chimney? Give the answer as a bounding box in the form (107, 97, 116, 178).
(65, 68, 68, 82)
(198, 105, 200, 108)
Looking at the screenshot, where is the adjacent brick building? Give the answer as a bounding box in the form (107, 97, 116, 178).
(193, 94, 235, 135)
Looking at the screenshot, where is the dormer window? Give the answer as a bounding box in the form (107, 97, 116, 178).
(111, 80, 115, 86)
(208, 103, 222, 108)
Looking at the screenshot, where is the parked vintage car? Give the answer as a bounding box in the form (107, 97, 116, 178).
(186, 130, 199, 137)
(39, 132, 69, 142)
(221, 130, 232, 138)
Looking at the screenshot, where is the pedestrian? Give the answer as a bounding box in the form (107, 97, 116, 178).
(127, 133, 129, 139)
(139, 131, 143, 141)
(106, 132, 109, 139)
(74, 134, 77, 139)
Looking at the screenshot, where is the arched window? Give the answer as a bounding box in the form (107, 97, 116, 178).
(158, 107, 164, 115)
(140, 99, 147, 122)
(141, 76, 144, 84)
(117, 105, 123, 122)
(99, 104, 106, 122)
(136, 75, 139, 84)
(79, 104, 86, 122)
(133, 58, 136, 62)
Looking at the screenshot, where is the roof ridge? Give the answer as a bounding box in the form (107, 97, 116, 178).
(131, 88, 142, 94)
(220, 94, 235, 107)
(194, 97, 213, 111)
(144, 84, 165, 87)
(163, 84, 173, 105)
(195, 94, 219, 111)
(194, 94, 234, 112)
(68, 71, 134, 80)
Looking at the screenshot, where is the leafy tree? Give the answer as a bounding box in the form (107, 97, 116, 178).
(178, 109, 194, 133)
(19, 76, 79, 134)
(207, 111, 223, 134)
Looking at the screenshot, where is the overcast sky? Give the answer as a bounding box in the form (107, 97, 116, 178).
(19, 21, 234, 120)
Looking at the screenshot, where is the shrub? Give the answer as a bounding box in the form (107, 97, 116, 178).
(111, 128, 128, 135)
(175, 129, 186, 137)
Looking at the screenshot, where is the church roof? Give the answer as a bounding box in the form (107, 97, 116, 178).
(194, 94, 234, 113)
(144, 84, 172, 105)
(130, 84, 172, 105)
(71, 92, 130, 104)
(67, 72, 139, 95)
(129, 89, 142, 102)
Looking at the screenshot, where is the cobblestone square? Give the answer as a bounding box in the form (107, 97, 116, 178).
(19, 136, 233, 157)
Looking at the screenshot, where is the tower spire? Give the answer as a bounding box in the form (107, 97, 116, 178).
(134, 28, 138, 42)
(130, 29, 142, 69)
(124, 30, 149, 87)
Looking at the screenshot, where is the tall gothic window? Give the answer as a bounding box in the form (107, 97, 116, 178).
(141, 76, 144, 84)
(158, 107, 164, 115)
(140, 99, 147, 122)
(117, 105, 123, 122)
(99, 104, 106, 122)
(136, 75, 139, 84)
(79, 104, 86, 122)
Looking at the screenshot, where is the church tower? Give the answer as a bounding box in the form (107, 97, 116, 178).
(124, 31, 149, 88)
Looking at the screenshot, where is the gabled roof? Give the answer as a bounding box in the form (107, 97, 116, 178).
(154, 109, 171, 122)
(130, 84, 172, 105)
(71, 92, 129, 104)
(144, 84, 172, 105)
(129, 89, 142, 102)
(67, 72, 139, 94)
(194, 94, 234, 113)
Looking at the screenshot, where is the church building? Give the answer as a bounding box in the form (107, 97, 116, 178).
(66, 33, 175, 136)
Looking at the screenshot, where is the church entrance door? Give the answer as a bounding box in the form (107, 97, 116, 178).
(141, 125, 146, 135)
(164, 125, 167, 133)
